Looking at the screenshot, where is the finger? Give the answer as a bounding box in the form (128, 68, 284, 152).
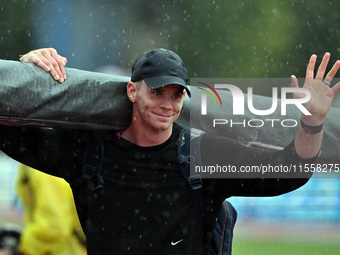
(40, 50, 64, 82)
(50, 50, 67, 80)
(323, 60, 340, 83)
(51, 61, 64, 82)
(62, 57, 68, 67)
(50, 66, 63, 82)
(38, 56, 62, 81)
(41, 48, 62, 80)
(290, 75, 299, 88)
(331, 81, 340, 94)
(306, 54, 317, 79)
(315, 52, 331, 79)
(20, 53, 51, 72)
(58, 56, 68, 80)
(31, 57, 51, 72)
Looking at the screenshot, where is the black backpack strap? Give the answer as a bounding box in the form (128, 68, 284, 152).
(178, 127, 205, 185)
(208, 200, 237, 255)
(82, 132, 105, 190)
(178, 127, 205, 255)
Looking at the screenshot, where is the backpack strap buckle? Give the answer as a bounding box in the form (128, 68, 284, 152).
(178, 154, 195, 165)
(188, 175, 202, 190)
(82, 164, 96, 179)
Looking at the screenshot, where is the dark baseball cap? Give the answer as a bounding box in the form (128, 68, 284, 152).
(131, 48, 191, 97)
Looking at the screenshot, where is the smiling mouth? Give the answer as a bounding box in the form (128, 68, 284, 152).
(154, 113, 173, 121)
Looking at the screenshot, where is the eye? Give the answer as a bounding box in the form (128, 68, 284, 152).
(172, 93, 183, 99)
(151, 90, 161, 96)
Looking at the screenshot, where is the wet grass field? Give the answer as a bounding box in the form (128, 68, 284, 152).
(232, 222, 340, 255)
(233, 239, 340, 255)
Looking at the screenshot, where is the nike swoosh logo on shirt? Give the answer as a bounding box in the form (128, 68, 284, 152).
(171, 239, 183, 246)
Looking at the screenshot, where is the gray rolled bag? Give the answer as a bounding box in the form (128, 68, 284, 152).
(0, 59, 339, 164)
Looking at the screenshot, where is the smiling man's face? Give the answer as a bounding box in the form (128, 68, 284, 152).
(131, 81, 185, 133)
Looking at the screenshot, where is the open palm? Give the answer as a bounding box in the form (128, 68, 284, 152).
(291, 53, 340, 125)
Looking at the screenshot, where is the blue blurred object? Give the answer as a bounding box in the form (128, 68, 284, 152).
(229, 177, 340, 223)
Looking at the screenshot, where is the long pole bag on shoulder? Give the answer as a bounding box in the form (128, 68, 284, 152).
(0, 60, 339, 163)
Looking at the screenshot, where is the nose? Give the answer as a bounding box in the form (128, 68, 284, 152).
(160, 97, 173, 110)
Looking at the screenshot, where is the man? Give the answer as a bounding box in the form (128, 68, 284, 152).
(1, 48, 339, 254)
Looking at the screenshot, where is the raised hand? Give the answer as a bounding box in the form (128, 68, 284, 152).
(291, 53, 340, 159)
(291, 52, 340, 126)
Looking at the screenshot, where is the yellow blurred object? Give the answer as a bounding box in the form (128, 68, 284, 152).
(16, 165, 87, 255)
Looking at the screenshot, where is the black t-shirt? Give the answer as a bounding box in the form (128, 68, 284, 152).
(0, 123, 314, 254)
(82, 124, 198, 254)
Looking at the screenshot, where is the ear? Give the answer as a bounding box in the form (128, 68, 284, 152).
(127, 82, 138, 103)
(182, 89, 186, 98)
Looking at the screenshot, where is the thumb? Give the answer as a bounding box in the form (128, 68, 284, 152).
(331, 80, 340, 95)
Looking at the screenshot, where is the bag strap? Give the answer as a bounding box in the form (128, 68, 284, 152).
(178, 127, 205, 255)
(208, 200, 237, 255)
(82, 132, 105, 190)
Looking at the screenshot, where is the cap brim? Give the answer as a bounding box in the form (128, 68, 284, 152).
(144, 75, 191, 97)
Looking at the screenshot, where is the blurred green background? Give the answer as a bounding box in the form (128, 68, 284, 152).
(1, 0, 339, 79)
(1, 0, 340, 254)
